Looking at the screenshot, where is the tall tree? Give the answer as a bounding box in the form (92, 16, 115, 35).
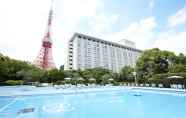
(119, 66, 134, 81)
(136, 48, 177, 79)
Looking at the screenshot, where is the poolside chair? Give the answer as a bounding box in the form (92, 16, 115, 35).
(173, 84, 178, 89)
(172, 84, 175, 89)
(170, 84, 174, 89)
(140, 84, 144, 87)
(177, 84, 183, 89)
(76, 84, 82, 89)
(145, 84, 150, 87)
(135, 83, 139, 87)
(105, 84, 112, 86)
(129, 83, 132, 86)
(158, 84, 163, 88)
(151, 83, 156, 87)
(40, 83, 49, 87)
(131, 83, 135, 86)
(54, 85, 60, 89)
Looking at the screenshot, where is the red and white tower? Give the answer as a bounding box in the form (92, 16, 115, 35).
(34, 0, 56, 70)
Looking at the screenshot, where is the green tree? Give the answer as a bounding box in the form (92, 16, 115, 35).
(136, 48, 177, 79)
(101, 74, 112, 85)
(48, 69, 65, 83)
(90, 68, 111, 84)
(119, 66, 134, 82)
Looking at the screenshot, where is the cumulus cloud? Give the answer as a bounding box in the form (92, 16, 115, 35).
(102, 17, 157, 49)
(89, 14, 119, 33)
(1, 0, 186, 68)
(0, 0, 50, 61)
(0, 0, 119, 67)
(153, 31, 186, 54)
(153, 6, 186, 55)
(168, 6, 186, 27)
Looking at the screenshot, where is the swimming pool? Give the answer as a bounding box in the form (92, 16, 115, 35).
(0, 86, 186, 118)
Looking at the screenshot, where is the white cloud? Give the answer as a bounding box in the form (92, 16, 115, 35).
(1, 0, 186, 69)
(168, 6, 186, 27)
(149, 0, 155, 9)
(102, 17, 157, 49)
(0, 0, 50, 61)
(153, 30, 186, 54)
(89, 14, 119, 33)
(0, 0, 118, 67)
(153, 6, 186, 55)
(55, 0, 102, 30)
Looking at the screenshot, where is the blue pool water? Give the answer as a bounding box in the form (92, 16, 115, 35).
(0, 86, 186, 118)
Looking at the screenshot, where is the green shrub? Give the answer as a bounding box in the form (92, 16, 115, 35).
(55, 81, 65, 85)
(112, 81, 119, 86)
(5, 80, 23, 86)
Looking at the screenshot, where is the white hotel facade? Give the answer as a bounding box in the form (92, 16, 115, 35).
(66, 33, 142, 72)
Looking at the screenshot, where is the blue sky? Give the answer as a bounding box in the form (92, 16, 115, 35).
(0, 0, 186, 67)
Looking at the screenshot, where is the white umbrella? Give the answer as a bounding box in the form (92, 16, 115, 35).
(108, 78, 114, 81)
(77, 77, 85, 81)
(64, 77, 72, 80)
(167, 76, 184, 79)
(89, 78, 96, 81)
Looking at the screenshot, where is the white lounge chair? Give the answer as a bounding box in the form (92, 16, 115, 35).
(151, 83, 156, 87)
(177, 84, 183, 89)
(173, 84, 177, 89)
(41, 83, 49, 87)
(158, 84, 163, 88)
(131, 83, 135, 86)
(170, 84, 174, 88)
(145, 84, 150, 87)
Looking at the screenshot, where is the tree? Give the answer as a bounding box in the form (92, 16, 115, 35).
(110, 72, 120, 82)
(101, 74, 112, 85)
(119, 66, 134, 82)
(169, 64, 186, 73)
(48, 69, 65, 83)
(136, 48, 177, 79)
(90, 68, 111, 84)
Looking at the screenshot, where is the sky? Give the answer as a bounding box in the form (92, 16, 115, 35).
(0, 0, 186, 67)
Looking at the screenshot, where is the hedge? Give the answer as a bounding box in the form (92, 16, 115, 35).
(4, 80, 23, 86)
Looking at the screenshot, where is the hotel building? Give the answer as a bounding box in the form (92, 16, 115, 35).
(66, 33, 142, 72)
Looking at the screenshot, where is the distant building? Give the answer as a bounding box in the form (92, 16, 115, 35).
(66, 33, 142, 72)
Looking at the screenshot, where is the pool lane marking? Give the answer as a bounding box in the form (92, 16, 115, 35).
(0, 97, 18, 112)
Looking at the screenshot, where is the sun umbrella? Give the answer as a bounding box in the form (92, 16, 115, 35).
(77, 77, 85, 81)
(89, 78, 96, 81)
(108, 78, 114, 81)
(167, 76, 184, 79)
(64, 77, 72, 80)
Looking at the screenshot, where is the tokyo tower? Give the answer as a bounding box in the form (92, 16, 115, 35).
(33, 0, 56, 70)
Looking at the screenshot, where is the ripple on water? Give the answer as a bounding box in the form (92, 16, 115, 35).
(42, 103, 75, 113)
